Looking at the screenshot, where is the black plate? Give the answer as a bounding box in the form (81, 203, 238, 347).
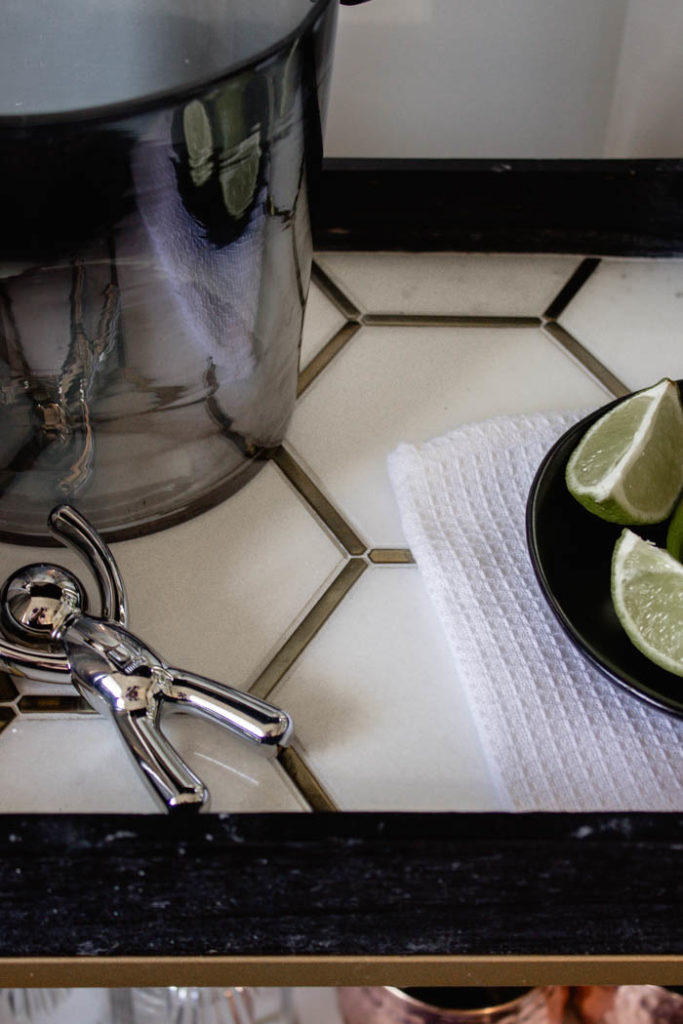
(526, 382, 683, 717)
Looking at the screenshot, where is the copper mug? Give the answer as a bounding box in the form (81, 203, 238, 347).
(337, 987, 568, 1024)
(573, 987, 683, 1024)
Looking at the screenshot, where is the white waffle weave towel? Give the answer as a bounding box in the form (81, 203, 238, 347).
(388, 410, 683, 812)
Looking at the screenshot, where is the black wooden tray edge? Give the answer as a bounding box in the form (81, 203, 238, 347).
(314, 157, 683, 255)
(3, 158, 683, 979)
(1, 811, 682, 971)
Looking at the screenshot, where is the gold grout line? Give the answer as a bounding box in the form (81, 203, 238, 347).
(311, 260, 362, 320)
(18, 695, 94, 715)
(542, 321, 630, 398)
(298, 320, 361, 397)
(277, 746, 339, 812)
(368, 548, 415, 564)
(248, 558, 367, 702)
(543, 256, 602, 320)
(362, 313, 542, 328)
(0, 672, 18, 703)
(273, 446, 366, 556)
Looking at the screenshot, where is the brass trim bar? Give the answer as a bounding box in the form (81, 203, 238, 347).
(1, 954, 682, 988)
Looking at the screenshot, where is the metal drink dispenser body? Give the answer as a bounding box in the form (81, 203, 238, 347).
(0, 0, 340, 541)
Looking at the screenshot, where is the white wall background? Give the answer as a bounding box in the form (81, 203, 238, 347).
(323, 0, 683, 159)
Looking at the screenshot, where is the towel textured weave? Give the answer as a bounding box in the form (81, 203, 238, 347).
(388, 410, 683, 811)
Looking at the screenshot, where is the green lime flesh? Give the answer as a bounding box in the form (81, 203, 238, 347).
(566, 379, 683, 525)
(611, 529, 683, 677)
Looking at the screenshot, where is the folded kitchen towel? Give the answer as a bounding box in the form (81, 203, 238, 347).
(388, 409, 683, 812)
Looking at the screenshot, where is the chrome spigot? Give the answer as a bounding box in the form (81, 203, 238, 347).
(0, 505, 293, 812)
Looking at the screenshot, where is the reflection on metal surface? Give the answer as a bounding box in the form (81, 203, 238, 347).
(273, 446, 366, 555)
(278, 746, 337, 811)
(0, 4, 339, 542)
(1, 505, 294, 812)
(50, 503, 128, 626)
(2, 565, 84, 644)
(250, 558, 367, 701)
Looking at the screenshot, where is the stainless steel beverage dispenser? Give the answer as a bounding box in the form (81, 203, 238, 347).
(0, 0, 359, 542)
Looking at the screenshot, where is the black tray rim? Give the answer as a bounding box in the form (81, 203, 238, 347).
(3, 159, 683, 982)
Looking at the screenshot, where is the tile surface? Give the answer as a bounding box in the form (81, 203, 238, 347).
(108, 462, 346, 688)
(272, 567, 502, 811)
(0, 715, 307, 812)
(300, 280, 348, 369)
(316, 252, 583, 315)
(559, 258, 683, 389)
(0, 463, 343, 812)
(287, 324, 610, 546)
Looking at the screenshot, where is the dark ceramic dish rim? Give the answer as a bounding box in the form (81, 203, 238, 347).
(525, 382, 683, 718)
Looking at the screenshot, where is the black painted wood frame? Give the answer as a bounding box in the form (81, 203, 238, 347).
(1, 159, 682, 985)
(314, 158, 683, 255)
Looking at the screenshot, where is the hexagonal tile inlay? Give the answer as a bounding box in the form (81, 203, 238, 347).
(271, 565, 502, 811)
(286, 324, 610, 547)
(559, 259, 683, 390)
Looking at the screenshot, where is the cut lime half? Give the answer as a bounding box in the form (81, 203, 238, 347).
(611, 529, 683, 678)
(566, 378, 683, 524)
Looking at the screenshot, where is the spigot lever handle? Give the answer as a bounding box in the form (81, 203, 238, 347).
(0, 505, 294, 812)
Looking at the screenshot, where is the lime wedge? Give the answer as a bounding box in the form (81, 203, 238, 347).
(667, 497, 683, 562)
(566, 378, 683, 524)
(611, 529, 683, 677)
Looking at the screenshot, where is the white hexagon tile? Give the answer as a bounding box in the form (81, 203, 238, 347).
(0, 251, 675, 814)
(315, 252, 584, 316)
(558, 258, 683, 390)
(286, 323, 609, 547)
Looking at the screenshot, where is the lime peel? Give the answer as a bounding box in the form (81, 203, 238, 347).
(566, 378, 683, 525)
(666, 497, 683, 562)
(611, 528, 683, 678)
